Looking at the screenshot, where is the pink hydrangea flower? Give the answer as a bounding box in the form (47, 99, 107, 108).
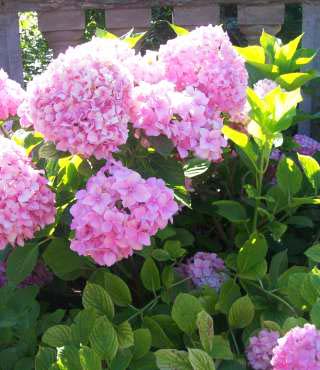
(19, 38, 134, 159)
(294, 134, 320, 156)
(0, 69, 26, 121)
(254, 79, 279, 99)
(130, 80, 227, 161)
(158, 25, 248, 121)
(246, 330, 280, 370)
(0, 137, 56, 249)
(271, 324, 320, 370)
(126, 50, 165, 84)
(70, 161, 178, 266)
(178, 252, 228, 291)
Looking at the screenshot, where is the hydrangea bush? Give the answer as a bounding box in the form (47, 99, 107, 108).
(1, 24, 320, 370)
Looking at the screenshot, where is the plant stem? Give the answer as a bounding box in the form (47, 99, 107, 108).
(244, 280, 297, 316)
(230, 329, 240, 356)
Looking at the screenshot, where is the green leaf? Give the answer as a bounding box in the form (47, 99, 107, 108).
(216, 280, 241, 314)
(188, 348, 215, 370)
(282, 317, 308, 333)
(183, 159, 211, 178)
(293, 48, 317, 67)
(123, 32, 146, 48)
(305, 244, 320, 263)
(269, 250, 288, 287)
(164, 240, 185, 259)
(286, 216, 314, 228)
(6, 244, 38, 285)
(143, 317, 174, 349)
(89, 316, 118, 362)
(79, 346, 102, 370)
(260, 31, 278, 61)
(276, 156, 302, 196)
(169, 24, 189, 36)
(311, 299, 320, 328)
(222, 125, 258, 171)
(35, 347, 56, 370)
(90, 270, 132, 307)
(211, 200, 248, 223)
(133, 329, 152, 360)
(96, 28, 118, 39)
(196, 311, 214, 352)
(57, 346, 82, 370)
(152, 249, 171, 262)
(275, 34, 303, 73)
(150, 154, 185, 187)
(298, 154, 320, 193)
(39, 142, 63, 160)
(265, 88, 302, 132)
(277, 71, 318, 91)
(149, 135, 174, 157)
(237, 233, 268, 280)
(82, 283, 114, 319)
(110, 349, 133, 370)
(268, 221, 287, 241)
(14, 357, 34, 370)
(155, 349, 192, 370)
(43, 238, 89, 280)
(117, 321, 134, 349)
(171, 293, 203, 334)
(228, 295, 255, 328)
(140, 257, 161, 292)
(72, 309, 97, 345)
(235, 45, 265, 63)
(161, 265, 174, 288)
(42, 325, 72, 347)
(287, 273, 308, 309)
(210, 336, 233, 360)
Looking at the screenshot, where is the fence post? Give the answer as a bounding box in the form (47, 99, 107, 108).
(38, 9, 85, 57)
(105, 6, 151, 36)
(0, 11, 24, 84)
(299, 1, 320, 135)
(238, 3, 285, 45)
(173, 3, 220, 29)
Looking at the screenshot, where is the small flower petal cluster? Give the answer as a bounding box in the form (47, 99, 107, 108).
(127, 50, 165, 84)
(271, 324, 320, 370)
(179, 252, 228, 291)
(70, 161, 178, 266)
(0, 260, 52, 288)
(294, 134, 320, 156)
(0, 137, 56, 249)
(0, 69, 26, 121)
(19, 38, 133, 159)
(130, 80, 227, 161)
(158, 25, 248, 121)
(254, 79, 279, 99)
(246, 330, 280, 370)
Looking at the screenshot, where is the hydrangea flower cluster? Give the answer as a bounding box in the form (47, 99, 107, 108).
(19, 38, 133, 159)
(178, 252, 228, 291)
(158, 25, 248, 122)
(130, 80, 227, 161)
(271, 324, 320, 370)
(0, 69, 26, 121)
(0, 137, 56, 249)
(294, 134, 320, 156)
(0, 260, 53, 288)
(70, 161, 178, 266)
(246, 330, 280, 370)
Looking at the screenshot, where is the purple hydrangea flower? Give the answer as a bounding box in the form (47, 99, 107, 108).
(0, 260, 52, 288)
(294, 134, 320, 156)
(271, 324, 320, 370)
(246, 330, 280, 370)
(178, 252, 228, 291)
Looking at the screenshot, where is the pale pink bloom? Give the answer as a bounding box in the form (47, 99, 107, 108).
(0, 69, 26, 121)
(0, 137, 56, 249)
(70, 161, 178, 266)
(158, 25, 248, 121)
(18, 38, 134, 159)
